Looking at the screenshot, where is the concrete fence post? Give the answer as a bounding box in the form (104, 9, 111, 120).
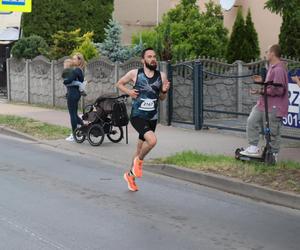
(158, 61, 169, 125)
(115, 61, 119, 95)
(51, 60, 55, 107)
(26, 59, 30, 104)
(6, 58, 11, 101)
(236, 60, 243, 117)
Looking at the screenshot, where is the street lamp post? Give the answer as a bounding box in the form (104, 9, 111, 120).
(156, 0, 159, 26)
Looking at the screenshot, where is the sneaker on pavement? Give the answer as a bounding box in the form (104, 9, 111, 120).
(123, 172, 138, 192)
(65, 134, 75, 142)
(132, 156, 143, 178)
(240, 145, 260, 157)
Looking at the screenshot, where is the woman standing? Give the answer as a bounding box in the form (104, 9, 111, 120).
(64, 53, 86, 141)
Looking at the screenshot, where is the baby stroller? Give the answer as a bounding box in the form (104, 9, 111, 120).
(74, 94, 129, 146)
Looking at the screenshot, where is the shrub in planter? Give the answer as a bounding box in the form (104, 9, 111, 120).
(11, 35, 49, 59)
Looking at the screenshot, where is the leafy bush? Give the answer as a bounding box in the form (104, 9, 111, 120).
(11, 35, 49, 59)
(22, 0, 113, 44)
(132, 0, 228, 61)
(47, 29, 83, 60)
(132, 29, 159, 50)
(46, 29, 98, 60)
(75, 35, 99, 61)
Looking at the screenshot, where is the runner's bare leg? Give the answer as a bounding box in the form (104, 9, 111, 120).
(138, 131, 157, 160)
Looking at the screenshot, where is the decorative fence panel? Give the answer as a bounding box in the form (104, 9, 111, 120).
(8, 58, 27, 103)
(7, 56, 142, 109)
(28, 56, 52, 106)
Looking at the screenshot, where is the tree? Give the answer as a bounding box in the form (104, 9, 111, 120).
(99, 19, 132, 62)
(22, 0, 113, 44)
(265, 0, 300, 58)
(132, 30, 158, 50)
(74, 34, 99, 61)
(132, 0, 228, 61)
(46, 29, 98, 60)
(11, 35, 49, 59)
(47, 29, 84, 60)
(243, 9, 260, 62)
(190, 1, 228, 59)
(226, 7, 245, 63)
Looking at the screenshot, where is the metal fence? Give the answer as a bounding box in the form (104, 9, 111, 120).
(168, 57, 300, 140)
(0, 45, 11, 96)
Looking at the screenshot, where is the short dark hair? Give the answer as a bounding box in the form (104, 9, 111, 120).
(141, 47, 155, 58)
(269, 44, 282, 58)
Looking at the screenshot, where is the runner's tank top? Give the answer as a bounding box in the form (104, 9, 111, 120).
(131, 68, 162, 120)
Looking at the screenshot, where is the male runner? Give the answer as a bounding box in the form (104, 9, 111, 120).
(116, 48, 170, 191)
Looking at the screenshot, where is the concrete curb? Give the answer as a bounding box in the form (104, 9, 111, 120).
(0, 126, 38, 142)
(144, 163, 300, 210)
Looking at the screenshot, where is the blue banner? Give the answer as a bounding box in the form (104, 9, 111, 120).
(2, 0, 25, 6)
(283, 69, 300, 128)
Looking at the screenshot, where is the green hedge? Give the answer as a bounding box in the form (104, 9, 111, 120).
(22, 0, 113, 44)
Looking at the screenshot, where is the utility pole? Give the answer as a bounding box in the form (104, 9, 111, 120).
(156, 0, 159, 26)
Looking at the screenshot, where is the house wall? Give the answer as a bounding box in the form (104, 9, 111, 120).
(114, 0, 282, 56)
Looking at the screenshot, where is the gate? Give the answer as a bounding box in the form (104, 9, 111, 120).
(0, 45, 10, 97)
(201, 60, 264, 132)
(200, 59, 300, 140)
(168, 61, 203, 129)
(168, 58, 300, 140)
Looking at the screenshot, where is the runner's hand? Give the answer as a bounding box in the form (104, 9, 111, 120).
(129, 89, 139, 99)
(162, 79, 170, 93)
(252, 75, 263, 83)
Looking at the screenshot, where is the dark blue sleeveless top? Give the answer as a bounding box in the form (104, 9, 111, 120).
(131, 68, 162, 120)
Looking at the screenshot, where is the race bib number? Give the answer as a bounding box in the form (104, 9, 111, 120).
(139, 98, 157, 111)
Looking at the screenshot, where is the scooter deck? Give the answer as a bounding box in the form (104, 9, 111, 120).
(238, 154, 264, 162)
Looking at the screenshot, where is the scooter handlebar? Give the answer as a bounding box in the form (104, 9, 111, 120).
(253, 81, 284, 87)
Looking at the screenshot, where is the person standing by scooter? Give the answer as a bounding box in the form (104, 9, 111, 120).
(116, 48, 170, 192)
(240, 44, 289, 161)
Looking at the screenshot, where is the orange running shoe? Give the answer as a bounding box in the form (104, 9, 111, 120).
(123, 172, 138, 192)
(132, 156, 143, 178)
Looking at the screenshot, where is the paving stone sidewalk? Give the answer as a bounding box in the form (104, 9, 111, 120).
(0, 101, 299, 164)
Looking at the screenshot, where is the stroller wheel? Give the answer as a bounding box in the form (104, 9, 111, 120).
(107, 126, 123, 143)
(87, 124, 105, 146)
(74, 127, 86, 143)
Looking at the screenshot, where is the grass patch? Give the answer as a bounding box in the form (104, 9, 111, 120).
(0, 115, 70, 140)
(152, 151, 300, 194)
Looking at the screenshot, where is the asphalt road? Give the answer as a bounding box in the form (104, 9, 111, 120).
(0, 134, 299, 250)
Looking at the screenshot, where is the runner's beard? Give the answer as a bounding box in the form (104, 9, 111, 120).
(145, 62, 157, 71)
